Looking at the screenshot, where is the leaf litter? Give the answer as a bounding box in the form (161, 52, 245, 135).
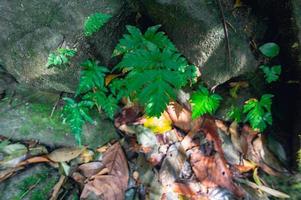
(0, 102, 291, 200)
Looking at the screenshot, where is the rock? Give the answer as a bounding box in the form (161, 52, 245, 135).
(0, 65, 16, 99)
(134, 0, 258, 87)
(0, 164, 59, 200)
(0, 0, 134, 93)
(0, 87, 119, 148)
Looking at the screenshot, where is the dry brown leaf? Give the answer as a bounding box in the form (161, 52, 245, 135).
(190, 148, 244, 198)
(78, 162, 104, 178)
(105, 74, 121, 86)
(47, 147, 83, 162)
(247, 134, 287, 176)
(166, 102, 193, 132)
(17, 156, 51, 167)
(173, 182, 208, 200)
(159, 143, 186, 187)
(80, 143, 129, 200)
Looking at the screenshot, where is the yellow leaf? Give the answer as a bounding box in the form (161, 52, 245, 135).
(234, 0, 242, 8)
(143, 112, 172, 134)
(105, 74, 120, 86)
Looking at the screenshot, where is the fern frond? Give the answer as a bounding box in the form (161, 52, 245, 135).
(113, 25, 196, 117)
(84, 13, 112, 37)
(243, 94, 274, 131)
(83, 91, 118, 119)
(227, 106, 243, 122)
(76, 60, 108, 95)
(260, 65, 282, 83)
(112, 25, 177, 57)
(190, 86, 222, 119)
(46, 48, 76, 68)
(62, 98, 94, 145)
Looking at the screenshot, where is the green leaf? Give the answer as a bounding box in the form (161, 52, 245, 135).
(84, 13, 112, 37)
(76, 60, 108, 95)
(62, 98, 94, 145)
(46, 48, 77, 68)
(83, 91, 119, 119)
(260, 65, 282, 83)
(190, 86, 222, 119)
(259, 42, 280, 58)
(112, 25, 196, 117)
(112, 25, 177, 57)
(227, 106, 243, 122)
(243, 94, 273, 131)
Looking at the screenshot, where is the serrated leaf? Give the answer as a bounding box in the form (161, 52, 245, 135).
(243, 94, 273, 131)
(227, 106, 243, 122)
(190, 86, 222, 119)
(62, 98, 94, 145)
(46, 48, 77, 68)
(76, 60, 108, 95)
(84, 13, 112, 37)
(113, 26, 196, 117)
(113, 25, 177, 57)
(259, 42, 280, 58)
(260, 65, 281, 83)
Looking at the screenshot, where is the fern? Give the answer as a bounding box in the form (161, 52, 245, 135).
(260, 65, 282, 83)
(113, 25, 177, 57)
(84, 13, 112, 37)
(115, 47, 196, 117)
(227, 106, 243, 123)
(112, 25, 196, 117)
(46, 48, 76, 68)
(190, 86, 222, 119)
(62, 97, 94, 145)
(83, 91, 118, 119)
(76, 60, 108, 95)
(243, 94, 273, 132)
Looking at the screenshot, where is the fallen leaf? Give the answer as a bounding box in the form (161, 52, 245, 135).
(229, 121, 248, 156)
(159, 143, 186, 187)
(190, 147, 244, 197)
(173, 182, 207, 200)
(81, 143, 129, 200)
(105, 74, 121, 86)
(166, 102, 193, 132)
(246, 134, 288, 176)
(2, 143, 27, 155)
(78, 162, 104, 178)
(234, 159, 257, 173)
(143, 112, 172, 134)
(47, 147, 84, 162)
(17, 156, 51, 166)
(235, 178, 290, 199)
(79, 149, 94, 163)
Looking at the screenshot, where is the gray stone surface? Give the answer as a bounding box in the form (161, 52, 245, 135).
(0, 0, 134, 93)
(134, 0, 258, 87)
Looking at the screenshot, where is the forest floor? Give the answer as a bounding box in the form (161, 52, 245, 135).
(0, 92, 300, 200)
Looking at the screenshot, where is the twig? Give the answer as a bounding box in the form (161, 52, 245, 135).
(50, 175, 67, 200)
(216, 0, 231, 66)
(50, 92, 64, 118)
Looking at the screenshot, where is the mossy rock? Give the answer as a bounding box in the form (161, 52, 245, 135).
(0, 87, 119, 148)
